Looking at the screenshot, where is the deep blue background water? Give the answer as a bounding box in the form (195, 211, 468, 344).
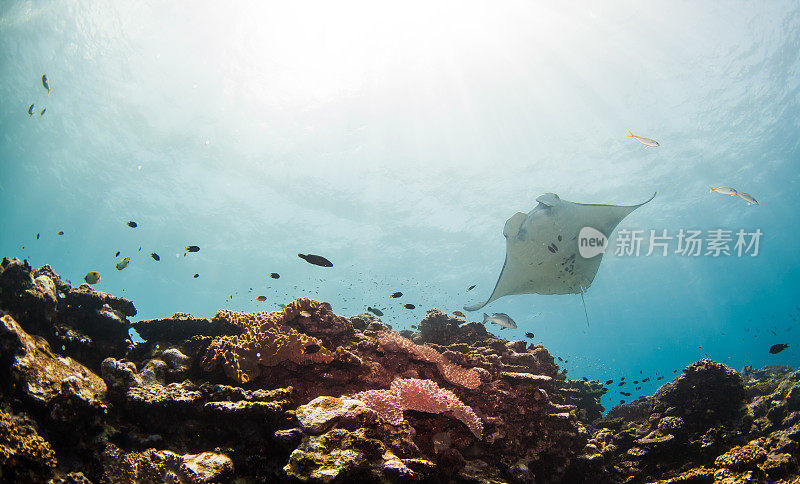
(1, 1, 799, 411)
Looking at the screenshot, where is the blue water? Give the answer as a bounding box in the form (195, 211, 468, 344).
(1, 1, 799, 411)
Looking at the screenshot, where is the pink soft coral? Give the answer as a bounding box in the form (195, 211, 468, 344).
(378, 331, 482, 389)
(354, 378, 483, 438)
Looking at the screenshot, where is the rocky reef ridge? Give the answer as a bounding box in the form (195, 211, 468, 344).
(0, 257, 798, 483)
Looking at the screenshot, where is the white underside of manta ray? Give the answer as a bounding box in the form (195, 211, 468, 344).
(465, 192, 656, 313)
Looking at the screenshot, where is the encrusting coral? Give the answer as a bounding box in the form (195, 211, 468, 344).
(201, 300, 338, 384)
(354, 378, 484, 438)
(378, 330, 482, 389)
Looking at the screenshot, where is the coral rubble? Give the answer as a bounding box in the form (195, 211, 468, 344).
(1, 257, 800, 483)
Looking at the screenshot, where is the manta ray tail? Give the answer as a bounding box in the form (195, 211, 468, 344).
(580, 287, 590, 327)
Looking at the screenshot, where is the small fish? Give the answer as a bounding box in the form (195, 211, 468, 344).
(410, 325, 417, 329)
(618, 382, 625, 386)
(737, 192, 758, 205)
(42, 74, 51, 95)
(710, 186, 738, 196)
(28, 104, 34, 116)
(389, 292, 403, 298)
(582, 377, 588, 381)
(367, 307, 384, 316)
(673, 370, 678, 373)
(525, 332, 535, 339)
(482, 312, 517, 330)
(255, 296, 267, 301)
(302, 344, 321, 354)
(657, 376, 664, 380)
(621, 391, 632, 397)
(403, 304, 416, 310)
(150, 252, 160, 261)
(193, 273, 199, 278)
(268, 273, 280, 279)
(605, 379, 613, 385)
(453, 310, 466, 318)
(115, 257, 130, 271)
(57, 231, 64, 235)
(126, 221, 137, 228)
(185, 245, 200, 252)
(36, 233, 39, 240)
(626, 129, 659, 147)
(297, 253, 333, 267)
(769, 343, 789, 354)
(83, 271, 100, 284)
(39, 108, 45, 117)
(299, 311, 312, 317)
(642, 378, 650, 382)
(115, 251, 120, 257)
(558, 356, 564, 362)
(467, 285, 476, 292)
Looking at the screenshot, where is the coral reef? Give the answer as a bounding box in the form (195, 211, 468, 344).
(354, 377, 484, 438)
(1, 257, 800, 483)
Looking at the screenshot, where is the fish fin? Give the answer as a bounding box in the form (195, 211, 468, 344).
(709, 186, 715, 193)
(626, 129, 634, 137)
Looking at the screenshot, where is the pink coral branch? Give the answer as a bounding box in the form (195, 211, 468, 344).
(378, 331, 481, 389)
(354, 378, 483, 439)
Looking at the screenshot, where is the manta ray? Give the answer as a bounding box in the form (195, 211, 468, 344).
(465, 192, 656, 317)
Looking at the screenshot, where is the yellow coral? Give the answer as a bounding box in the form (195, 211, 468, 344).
(202, 298, 336, 384)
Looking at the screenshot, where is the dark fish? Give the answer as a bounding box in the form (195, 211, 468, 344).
(525, 332, 535, 339)
(115, 251, 120, 257)
(150, 252, 160, 261)
(255, 296, 267, 301)
(453, 310, 466, 318)
(269, 273, 280, 279)
(303, 344, 321, 354)
(186, 245, 200, 252)
(403, 304, 415, 310)
(36, 233, 39, 239)
(28, 104, 34, 116)
(657, 376, 664, 380)
(42, 74, 51, 94)
(557, 356, 564, 362)
(367, 307, 384, 316)
(193, 273, 199, 278)
(467, 285, 476, 292)
(769, 343, 789, 354)
(582, 377, 588, 381)
(618, 382, 625, 386)
(127, 221, 137, 228)
(297, 253, 333, 267)
(619, 400, 625, 404)
(390, 292, 403, 298)
(39, 108, 45, 117)
(57, 231, 64, 235)
(621, 391, 631, 397)
(642, 378, 650, 382)
(673, 370, 678, 373)
(633, 380, 639, 384)
(410, 325, 417, 329)
(605, 379, 613, 385)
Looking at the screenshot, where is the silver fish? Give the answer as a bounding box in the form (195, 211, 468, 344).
(710, 186, 737, 196)
(626, 130, 659, 147)
(737, 192, 758, 205)
(483, 312, 517, 330)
